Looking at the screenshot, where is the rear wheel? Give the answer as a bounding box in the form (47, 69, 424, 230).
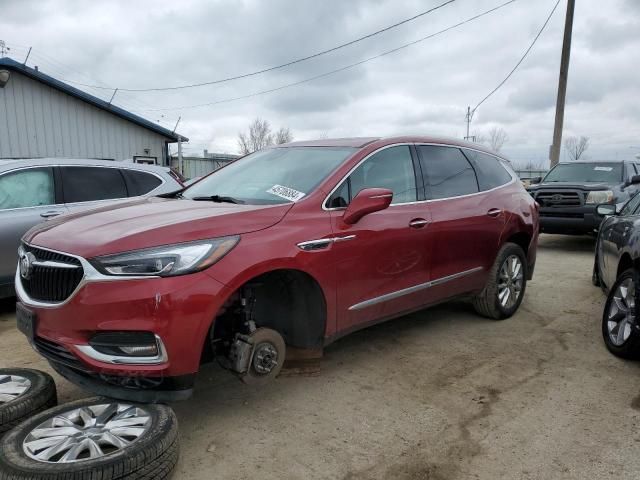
(473, 243, 527, 320)
(602, 269, 640, 359)
(0, 369, 57, 435)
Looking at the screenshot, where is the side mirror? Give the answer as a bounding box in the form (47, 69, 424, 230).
(530, 176, 542, 184)
(624, 175, 640, 188)
(596, 204, 617, 216)
(343, 188, 393, 225)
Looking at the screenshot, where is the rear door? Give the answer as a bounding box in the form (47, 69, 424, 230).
(60, 166, 129, 213)
(0, 167, 66, 283)
(417, 145, 507, 297)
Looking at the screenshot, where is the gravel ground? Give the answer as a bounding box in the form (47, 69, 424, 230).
(1, 234, 639, 479)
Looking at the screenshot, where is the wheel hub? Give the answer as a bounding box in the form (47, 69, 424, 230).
(253, 342, 279, 374)
(23, 403, 151, 463)
(607, 277, 636, 346)
(0, 374, 31, 404)
(498, 255, 524, 309)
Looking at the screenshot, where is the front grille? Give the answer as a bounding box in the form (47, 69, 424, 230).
(34, 336, 89, 372)
(540, 212, 583, 219)
(535, 191, 583, 207)
(21, 245, 84, 303)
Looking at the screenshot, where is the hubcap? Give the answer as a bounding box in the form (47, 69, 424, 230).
(0, 374, 30, 404)
(498, 255, 524, 309)
(607, 277, 636, 347)
(23, 403, 150, 463)
(253, 342, 279, 375)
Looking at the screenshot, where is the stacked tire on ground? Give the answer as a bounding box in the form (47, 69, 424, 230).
(0, 371, 180, 479)
(0, 368, 57, 435)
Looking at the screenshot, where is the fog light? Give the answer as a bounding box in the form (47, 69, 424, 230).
(118, 344, 159, 357)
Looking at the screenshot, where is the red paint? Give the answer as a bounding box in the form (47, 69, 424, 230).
(21, 136, 538, 384)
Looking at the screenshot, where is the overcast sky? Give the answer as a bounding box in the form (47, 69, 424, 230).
(1, 0, 639, 166)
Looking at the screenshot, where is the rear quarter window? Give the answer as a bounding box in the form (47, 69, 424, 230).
(463, 149, 513, 191)
(122, 170, 163, 196)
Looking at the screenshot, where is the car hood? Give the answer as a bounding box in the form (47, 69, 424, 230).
(24, 197, 292, 258)
(528, 182, 615, 191)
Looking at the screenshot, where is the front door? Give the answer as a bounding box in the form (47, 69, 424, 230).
(327, 145, 433, 334)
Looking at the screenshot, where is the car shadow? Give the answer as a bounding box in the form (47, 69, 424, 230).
(0, 296, 16, 317)
(538, 233, 596, 254)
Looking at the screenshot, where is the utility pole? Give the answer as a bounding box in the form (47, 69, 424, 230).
(172, 117, 183, 175)
(549, 0, 575, 167)
(464, 106, 475, 142)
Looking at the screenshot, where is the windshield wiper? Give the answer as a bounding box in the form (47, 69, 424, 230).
(190, 195, 245, 204)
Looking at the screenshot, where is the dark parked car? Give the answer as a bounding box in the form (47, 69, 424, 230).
(593, 192, 640, 358)
(15, 136, 539, 404)
(528, 160, 640, 235)
(0, 158, 184, 299)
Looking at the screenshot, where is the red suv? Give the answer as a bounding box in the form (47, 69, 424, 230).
(16, 136, 538, 401)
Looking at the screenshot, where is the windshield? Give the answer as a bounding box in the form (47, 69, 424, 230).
(542, 163, 623, 183)
(182, 147, 356, 205)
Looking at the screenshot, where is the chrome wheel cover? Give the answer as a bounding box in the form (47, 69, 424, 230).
(498, 255, 524, 309)
(607, 277, 636, 347)
(23, 403, 151, 463)
(0, 374, 31, 404)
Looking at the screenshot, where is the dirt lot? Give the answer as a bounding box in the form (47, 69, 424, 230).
(1, 234, 640, 479)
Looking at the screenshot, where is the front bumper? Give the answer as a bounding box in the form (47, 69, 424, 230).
(16, 260, 229, 401)
(539, 205, 603, 235)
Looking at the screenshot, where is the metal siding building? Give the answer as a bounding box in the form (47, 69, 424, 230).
(0, 58, 185, 164)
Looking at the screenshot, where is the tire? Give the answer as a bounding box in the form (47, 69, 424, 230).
(601, 269, 640, 359)
(0, 397, 179, 480)
(473, 242, 527, 320)
(592, 254, 601, 287)
(0, 369, 57, 435)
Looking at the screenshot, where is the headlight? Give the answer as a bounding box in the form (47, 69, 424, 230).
(586, 190, 614, 204)
(91, 236, 239, 277)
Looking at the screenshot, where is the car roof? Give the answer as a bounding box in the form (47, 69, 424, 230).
(0, 158, 171, 173)
(279, 135, 504, 157)
(557, 160, 625, 164)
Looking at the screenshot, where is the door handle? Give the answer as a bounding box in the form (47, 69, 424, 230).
(409, 218, 429, 228)
(487, 208, 503, 217)
(40, 211, 62, 218)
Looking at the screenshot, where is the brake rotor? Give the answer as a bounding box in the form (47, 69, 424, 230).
(241, 328, 286, 386)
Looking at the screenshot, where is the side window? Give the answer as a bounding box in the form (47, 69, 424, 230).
(620, 192, 640, 216)
(61, 167, 127, 203)
(463, 149, 513, 191)
(0, 168, 55, 210)
(123, 170, 162, 196)
(327, 145, 417, 207)
(418, 146, 478, 199)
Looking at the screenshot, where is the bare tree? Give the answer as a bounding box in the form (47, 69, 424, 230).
(275, 127, 293, 145)
(488, 127, 508, 152)
(564, 136, 589, 161)
(237, 118, 274, 155)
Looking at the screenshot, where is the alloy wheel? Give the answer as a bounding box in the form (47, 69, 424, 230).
(498, 255, 524, 309)
(0, 374, 31, 404)
(606, 277, 636, 347)
(22, 403, 151, 463)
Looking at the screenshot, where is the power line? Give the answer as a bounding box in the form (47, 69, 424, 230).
(56, 0, 456, 92)
(139, 0, 519, 112)
(471, 0, 561, 114)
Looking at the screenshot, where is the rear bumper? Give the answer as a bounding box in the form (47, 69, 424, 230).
(539, 206, 602, 235)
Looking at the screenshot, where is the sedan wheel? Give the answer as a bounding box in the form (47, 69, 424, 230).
(602, 269, 640, 359)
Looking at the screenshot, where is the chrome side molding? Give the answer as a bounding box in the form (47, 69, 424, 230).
(297, 235, 356, 251)
(349, 266, 483, 311)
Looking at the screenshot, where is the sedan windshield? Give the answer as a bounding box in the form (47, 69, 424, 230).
(543, 163, 623, 183)
(182, 147, 356, 205)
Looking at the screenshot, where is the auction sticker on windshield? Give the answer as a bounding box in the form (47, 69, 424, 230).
(594, 166, 613, 171)
(267, 185, 306, 202)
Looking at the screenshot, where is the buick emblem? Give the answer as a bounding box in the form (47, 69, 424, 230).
(551, 194, 563, 202)
(19, 252, 36, 280)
